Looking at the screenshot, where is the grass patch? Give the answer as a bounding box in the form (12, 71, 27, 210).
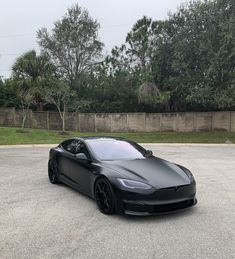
(0, 126, 234, 145)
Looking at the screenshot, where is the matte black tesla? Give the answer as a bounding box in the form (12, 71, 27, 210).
(48, 137, 197, 215)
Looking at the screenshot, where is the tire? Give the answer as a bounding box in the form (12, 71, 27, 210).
(94, 177, 116, 215)
(48, 160, 59, 184)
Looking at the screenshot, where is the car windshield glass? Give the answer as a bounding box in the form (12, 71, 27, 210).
(86, 139, 145, 160)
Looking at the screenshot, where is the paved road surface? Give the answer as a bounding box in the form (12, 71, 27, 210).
(0, 145, 234, 259)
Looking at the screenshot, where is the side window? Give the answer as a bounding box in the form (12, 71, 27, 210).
(61, 139, 73, 150)
(75, 142, 91, 159)
(63, 140, 78, 154)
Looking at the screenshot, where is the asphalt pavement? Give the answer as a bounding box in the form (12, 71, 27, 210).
(0, 144, 234, 259)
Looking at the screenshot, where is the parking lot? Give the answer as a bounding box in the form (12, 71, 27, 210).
(0, 144, 234, 259)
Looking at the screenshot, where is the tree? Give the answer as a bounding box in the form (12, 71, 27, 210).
(0, 78, 20, 108)
(12, 50, 52, 111)
(126, 16, 155, 76)
(12, 50, 53, 129)
(77, 47, 140, 113)
(37, 4, 103, 89)
(2, 0, 234, 114)
(42, 78, 79, 132)
(163, 0, 235, 111)
(11, 77, 34, 129)
(138, 82, 170, 112)
(37, 4, 103, 131)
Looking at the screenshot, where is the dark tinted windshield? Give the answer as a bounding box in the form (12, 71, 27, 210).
(86, 139, 146, 160)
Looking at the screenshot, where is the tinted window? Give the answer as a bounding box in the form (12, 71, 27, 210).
(86, 139, 145, 160)
(61, 139, 74, 151)
(63, 139, 78, 154)
(62, 139, 91, 158)
(74, 142, 91, 158)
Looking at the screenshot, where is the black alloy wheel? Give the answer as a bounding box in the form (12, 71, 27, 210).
(48, 160, 59, 184)
(94, 178, 115, 214)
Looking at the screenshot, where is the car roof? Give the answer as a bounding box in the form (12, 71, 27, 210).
(74, 136, 128, 141)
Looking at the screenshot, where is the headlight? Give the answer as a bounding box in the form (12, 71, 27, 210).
(184, 168, 194, 181)
(176, 164, 195, 182)
(117, 178, 152, 189)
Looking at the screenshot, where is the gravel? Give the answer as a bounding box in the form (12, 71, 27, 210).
(0, 145, 234, 259)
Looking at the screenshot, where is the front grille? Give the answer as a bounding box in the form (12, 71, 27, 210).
(151, 184, 195, 201)
(151, 199, 194, 213)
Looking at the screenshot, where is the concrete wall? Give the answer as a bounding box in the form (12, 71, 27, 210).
(231, 112, 235, 132)
(0, 108, 234, 132)
(111, 114, 128, 132)
(0, 108, 15, 126)
(31, 112, 48, 129)
(78, 114, 95, 132)
(127, 113, 146, 132)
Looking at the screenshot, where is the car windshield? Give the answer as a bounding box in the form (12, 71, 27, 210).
(86, 139, 146, 160)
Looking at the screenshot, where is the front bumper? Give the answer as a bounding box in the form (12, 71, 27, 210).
(123, 197, 197, 216)
(114, 183, 197, 216)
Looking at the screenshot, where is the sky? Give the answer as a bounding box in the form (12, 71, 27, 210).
(0, 0, 185, 78)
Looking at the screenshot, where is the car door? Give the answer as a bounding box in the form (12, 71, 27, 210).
(68, 140, 95, 195)
(57, 139, 78, 184)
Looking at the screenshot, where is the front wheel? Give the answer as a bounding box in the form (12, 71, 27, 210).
(48, 160, 59, 184)
(94, 178, 116, 215)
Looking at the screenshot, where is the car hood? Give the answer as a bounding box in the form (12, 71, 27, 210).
(103, 157, 190, 189)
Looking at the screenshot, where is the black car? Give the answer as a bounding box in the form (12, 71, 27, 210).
(48, 137, 197, 216)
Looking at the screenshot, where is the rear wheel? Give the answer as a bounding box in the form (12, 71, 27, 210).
(94, 178, 115, 215)
(48, 160, 59, 184)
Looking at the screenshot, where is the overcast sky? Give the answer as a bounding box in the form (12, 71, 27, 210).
(0, 0, 185, 78)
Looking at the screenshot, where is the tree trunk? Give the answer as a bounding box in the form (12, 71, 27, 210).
(62, 112, 65, 132)
(36, 102, 43, 111)
(22, 113, 26, 129)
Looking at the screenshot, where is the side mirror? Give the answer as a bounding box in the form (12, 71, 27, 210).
(75, 153, 88, 161)
(145, 150, 153, 157)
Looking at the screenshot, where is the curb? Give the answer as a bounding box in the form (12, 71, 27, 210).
(142, 143, 235, 146)
(0, 143, 234, 148)
(0, 144, 58, 148)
